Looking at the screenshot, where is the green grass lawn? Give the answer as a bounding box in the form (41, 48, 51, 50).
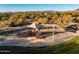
(0, 36, 79, 54)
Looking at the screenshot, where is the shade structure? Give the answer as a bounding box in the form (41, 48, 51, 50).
(27, 22, 43, 31)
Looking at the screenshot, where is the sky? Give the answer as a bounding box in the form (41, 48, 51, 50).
(0, 4, 79, 12)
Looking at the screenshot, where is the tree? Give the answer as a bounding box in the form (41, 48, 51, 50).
(62, 14, 72, 27)
(16, 15, 25, 26)
(37, 18, 48, 24)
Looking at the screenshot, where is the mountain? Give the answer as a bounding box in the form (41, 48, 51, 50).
(74, 8, 79, 11)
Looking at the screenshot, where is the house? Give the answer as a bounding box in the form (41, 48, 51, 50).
(65, 23, 78, 33)
(40, 24, 65, 32)
(25, 19, 34, 25)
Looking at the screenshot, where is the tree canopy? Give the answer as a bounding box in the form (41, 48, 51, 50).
(0, 11, 79, 28)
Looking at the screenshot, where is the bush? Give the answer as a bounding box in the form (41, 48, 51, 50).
(35, 31, 42, 39)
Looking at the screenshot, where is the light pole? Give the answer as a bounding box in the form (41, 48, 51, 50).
(52, 25, 55, 42)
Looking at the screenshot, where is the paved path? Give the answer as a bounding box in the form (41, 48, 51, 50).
(0, 31, 77, 46)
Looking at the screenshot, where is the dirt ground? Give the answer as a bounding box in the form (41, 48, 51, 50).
(0, 30, 78, 46)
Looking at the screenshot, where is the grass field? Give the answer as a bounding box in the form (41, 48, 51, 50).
(0, 36, 79, 54)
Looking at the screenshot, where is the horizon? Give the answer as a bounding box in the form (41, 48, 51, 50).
(0, 4, 79, 12)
